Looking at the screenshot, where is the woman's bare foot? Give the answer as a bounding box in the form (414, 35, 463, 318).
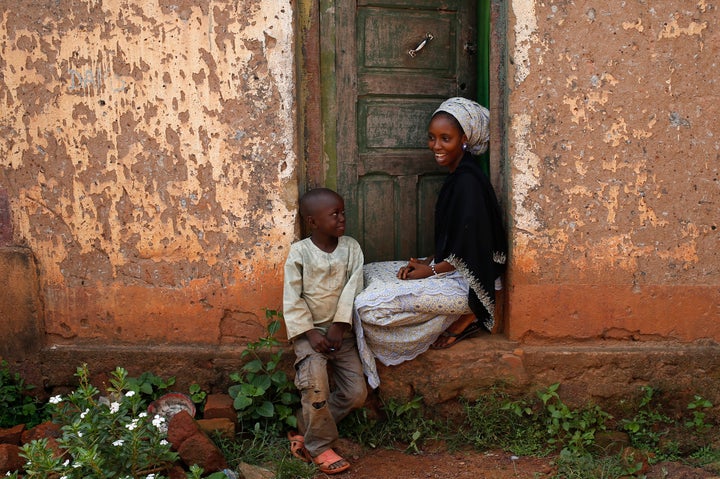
(432, 314, 479, 349)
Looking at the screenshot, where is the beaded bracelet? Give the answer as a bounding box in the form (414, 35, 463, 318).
(431, 264, 438, 275)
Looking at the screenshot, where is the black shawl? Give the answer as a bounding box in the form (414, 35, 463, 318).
(434, 153, 508, 331)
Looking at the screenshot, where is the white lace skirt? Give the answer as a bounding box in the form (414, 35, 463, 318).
(353, 261, 471, 388)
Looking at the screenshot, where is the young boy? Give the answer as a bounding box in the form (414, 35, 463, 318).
(283, 188, 367, 474)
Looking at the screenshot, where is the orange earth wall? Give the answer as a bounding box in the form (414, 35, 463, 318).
(0, 0, 298, 349)
(503, 0, 720, 342)
(1, 0, 719, 367)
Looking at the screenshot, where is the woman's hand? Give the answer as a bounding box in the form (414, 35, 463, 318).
(397, 258, 433, 280)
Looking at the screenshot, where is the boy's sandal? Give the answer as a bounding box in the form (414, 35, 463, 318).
(287, 430, 311, 463)
(313, 448, 350, 475)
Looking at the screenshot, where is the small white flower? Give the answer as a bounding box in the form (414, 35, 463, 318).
(146, 474, 156, 479)
(125, 390, 136, 397)
(109, 402, 121, 414)
(60, 476, 67, 479)
(63, 459, 70, 467)
(113, 439, 124, 446)
(80, 408, 89, 419)
(160, 439, 168, 446)
(126, 419, 139, 431)
(49, 395, 63, 404)
(152, 414, 165, 428)
(138, 411, 147, 418)
(72, 462, 81, 468)
(77, 431, 83, 437)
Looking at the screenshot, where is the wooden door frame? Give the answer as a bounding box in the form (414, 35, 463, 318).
(295, 0, 509, 330)
(295, 0, 508, 200)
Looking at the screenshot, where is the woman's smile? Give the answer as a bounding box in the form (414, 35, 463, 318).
(434, 152, 454, 168)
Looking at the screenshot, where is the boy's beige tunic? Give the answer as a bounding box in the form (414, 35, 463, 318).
(283, 236, 364, 340)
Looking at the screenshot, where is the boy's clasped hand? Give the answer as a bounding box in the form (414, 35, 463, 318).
(305, 323, 348, 354)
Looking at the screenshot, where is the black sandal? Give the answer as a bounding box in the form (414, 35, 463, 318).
(431, 321, 483, 349)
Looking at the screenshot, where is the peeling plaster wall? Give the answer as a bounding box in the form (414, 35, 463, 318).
(0, 0, 297, 345)
(3, 0, 719, 363)
(507, 0, 720, 341)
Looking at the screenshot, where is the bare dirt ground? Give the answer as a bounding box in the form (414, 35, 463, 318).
(313, 440, 720, 479)
(337, 448, 554, 479)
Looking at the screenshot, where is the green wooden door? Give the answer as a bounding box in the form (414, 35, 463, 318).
(334, 0, 480, 263)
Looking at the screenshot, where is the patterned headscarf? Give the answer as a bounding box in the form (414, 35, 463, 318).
(433, 97, 490, 155)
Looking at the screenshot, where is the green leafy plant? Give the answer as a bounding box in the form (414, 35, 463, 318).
(340, 396, 440, 453)
(381, 396, 440, 453)
(537, 383, 612, 453)
(685, 395, 713, 433)
(189, 383, 208, 409)
(126, 371, 176, 403)
(621, 386, 672, 451)
(15, 364, 179, 478)
(0, 360, 47, 428)
(336, 406, 379, 447)
(461, 384, 611, 457)
(228, 310, 300, 435)
(185, 464, 206, 479)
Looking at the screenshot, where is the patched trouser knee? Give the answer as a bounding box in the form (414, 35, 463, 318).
(293, 349, 336, 455)
(294, 354, 330, 403)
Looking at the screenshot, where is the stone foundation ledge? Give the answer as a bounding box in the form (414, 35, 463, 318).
(38, 337, 720, 414)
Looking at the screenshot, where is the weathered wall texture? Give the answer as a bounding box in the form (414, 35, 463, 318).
(506, 0, 720, 341)
(2, 0, 719, 398)
(0, 0, 297, 347)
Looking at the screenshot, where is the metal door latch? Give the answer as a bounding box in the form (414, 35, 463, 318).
(408, 33, 434, 57)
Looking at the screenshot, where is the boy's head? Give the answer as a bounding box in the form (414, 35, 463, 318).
(299, 188, 346, 239)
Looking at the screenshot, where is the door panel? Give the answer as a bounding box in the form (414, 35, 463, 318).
(417, 175, 446, 255)
(358, 8, 455, 74)
(337, 0, 477, 263)
(358, 176, 398, 261)
(358, 97, 441, 175)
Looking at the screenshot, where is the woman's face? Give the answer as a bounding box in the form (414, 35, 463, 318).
(427, 114, 467, 172)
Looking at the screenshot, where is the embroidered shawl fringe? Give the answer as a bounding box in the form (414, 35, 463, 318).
(447, 254, 495, 331)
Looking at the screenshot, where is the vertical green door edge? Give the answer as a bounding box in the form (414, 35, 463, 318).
(478, 0, 490, 108)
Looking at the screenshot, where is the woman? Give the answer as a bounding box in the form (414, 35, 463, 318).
(353, 97, 507, 388)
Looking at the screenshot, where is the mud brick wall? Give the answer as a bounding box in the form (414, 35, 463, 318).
(505, 0, 720, 342)
(0, 0, 297, 348)
(1, 0, 719, 380)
